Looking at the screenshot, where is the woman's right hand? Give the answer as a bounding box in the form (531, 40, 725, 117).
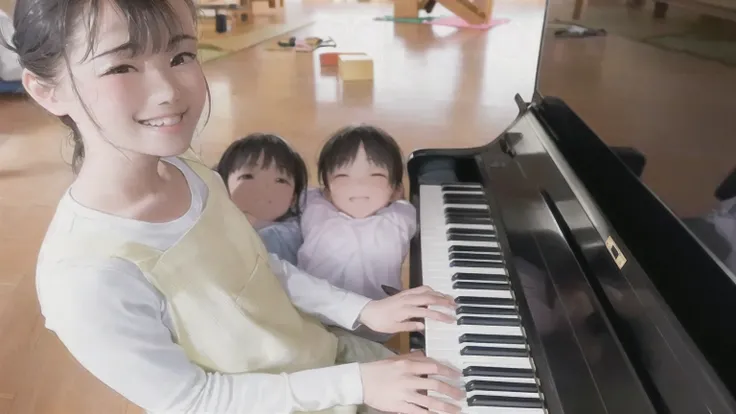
(359, 351, 465, 414)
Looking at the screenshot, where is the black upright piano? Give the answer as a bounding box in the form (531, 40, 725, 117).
(406, 93, 736, 413)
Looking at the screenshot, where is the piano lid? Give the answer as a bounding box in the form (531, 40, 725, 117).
(522, 96, 736, 412)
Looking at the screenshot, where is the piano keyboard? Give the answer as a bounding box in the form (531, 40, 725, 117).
(419, 183, 547, 414)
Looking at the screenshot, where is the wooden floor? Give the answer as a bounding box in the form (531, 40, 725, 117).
(1, 0, 735, 412)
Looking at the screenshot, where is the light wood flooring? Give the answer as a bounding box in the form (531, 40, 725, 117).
(1, 0, 735, 412)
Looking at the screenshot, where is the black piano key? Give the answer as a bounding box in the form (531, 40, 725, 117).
(467, 395, 544, 409)
(449, 245, 499, 254)
(447, 227, 496, 236)
(442, 185, 483, 192)
(443, 194, 487, 204)
(461, 346, 529, 358)
(456, 306, 518, 316)
(443, 191, 486, 199)
(456, 296, 515, 306)
(466, 380, 539, 394)
(463, 366, 535, 379)
(449, 252, 503, 261)
(446, 215, 493, 225)
(451, 272, 507, 283)
(453, 281, 509, 291)
(445, 211, 491, 221)
(448, 233, 498, 243)
(450, 260, 505, 269)
(460, 333, 526, 345)
(458, 316, 520, 327)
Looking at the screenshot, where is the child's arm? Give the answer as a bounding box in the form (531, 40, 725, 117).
(38, 259, 364, 413)
(268, 254, 456, 335)
(268, 253, 371, 329)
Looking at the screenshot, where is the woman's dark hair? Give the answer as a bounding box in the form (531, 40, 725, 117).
(318, 124, 404, 189)
(2, 0, 209, 174)
(215, 133, 308, 220)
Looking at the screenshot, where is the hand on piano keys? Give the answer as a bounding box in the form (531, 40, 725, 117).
(358, 285, 458, 334)
(359, 350, 466, 414)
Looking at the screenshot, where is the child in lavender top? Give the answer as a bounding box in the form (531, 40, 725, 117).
(216, 133, 307, 265)
(298, 125, 417, 342)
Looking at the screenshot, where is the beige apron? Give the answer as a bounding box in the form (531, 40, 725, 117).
(43, 152, 393, 413)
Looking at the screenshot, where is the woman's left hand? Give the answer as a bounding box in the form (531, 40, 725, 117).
(358, 286, 457, 334)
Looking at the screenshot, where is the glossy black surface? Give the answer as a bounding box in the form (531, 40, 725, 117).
(406, 95, 736, 413)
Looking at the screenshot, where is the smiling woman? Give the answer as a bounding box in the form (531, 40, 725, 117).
(11, 0, 206, 174)
(5, 0, 467, 413)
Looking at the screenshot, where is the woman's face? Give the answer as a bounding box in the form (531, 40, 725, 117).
(28, 0, 207, 161)
(326, 144, 394, 219)
(228, 154, 295, 228)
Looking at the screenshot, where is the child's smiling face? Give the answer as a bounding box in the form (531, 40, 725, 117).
(228, 154, 295, 228)
(326, 144, 394, 219)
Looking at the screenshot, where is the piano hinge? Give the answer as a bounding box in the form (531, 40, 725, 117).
(605, 236, 627, 269)
(500, 132, 523, 158)
(514, 93, 527, 113)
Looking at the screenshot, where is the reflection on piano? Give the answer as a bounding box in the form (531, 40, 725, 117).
(406, 95, 736, 413)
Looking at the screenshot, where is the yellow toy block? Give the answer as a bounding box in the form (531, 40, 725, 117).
(338, 55, 374, 81)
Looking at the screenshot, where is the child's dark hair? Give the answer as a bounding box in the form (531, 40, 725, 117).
(2, 0, 209, 173)
(318, 124, 404, 189)
(216, 133, 308, 219)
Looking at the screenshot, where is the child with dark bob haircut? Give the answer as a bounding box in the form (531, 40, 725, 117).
(298, 124, 418, 343)
(13, 0, 463, 412)
(216, 133, 308, 265)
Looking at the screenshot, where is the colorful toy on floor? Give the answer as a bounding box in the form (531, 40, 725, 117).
(268, 36, 336, 53)
(338, 54, 374, 81)
(320, 52, 367, 67)
(390, 0, 495, 25)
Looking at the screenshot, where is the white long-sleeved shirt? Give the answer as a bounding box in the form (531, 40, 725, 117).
(35, 156, 372, 413)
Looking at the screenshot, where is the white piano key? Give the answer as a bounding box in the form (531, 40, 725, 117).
(462, 375, 539, 386)
(447, 223, 497, 231)
(427, 322, 525, 338)
(449, 240, 501, 248)
(419, 185, 548, 414)
(444, 203, 490, 210)
(431, 340, 528, 350)
(449, 266, 508, 276)
(448, 288, 514, 300)
(467, 389, 542, 401)
(428, 391, 546, 414)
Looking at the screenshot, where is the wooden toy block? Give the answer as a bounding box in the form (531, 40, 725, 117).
(435, 0, 490, 24)
(338, 55, 374, 81)
(394, 0, 419, 18)
(320, 52, 366, 67)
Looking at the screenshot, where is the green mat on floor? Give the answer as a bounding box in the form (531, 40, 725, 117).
(374, 15, 439, 23)
(643, 29, 736, 66)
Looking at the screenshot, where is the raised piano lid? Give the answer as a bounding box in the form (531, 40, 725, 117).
(406, 94, 736, 414)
